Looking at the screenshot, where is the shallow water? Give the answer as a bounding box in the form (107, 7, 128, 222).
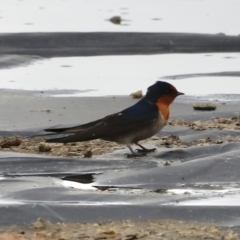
(0, 0, 240, 98)
(1, 53, 240, 98)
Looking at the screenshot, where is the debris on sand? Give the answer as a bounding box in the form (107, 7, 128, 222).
(168, 117, 240, 131)
(0, 117, 240, 158)
(193, 102, 217, 111)
(0, 137, 121, 158)
(0, 218, 239, 240)
(0, 136, 22, 148)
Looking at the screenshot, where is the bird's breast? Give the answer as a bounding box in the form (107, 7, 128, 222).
(156, 102, 169, 121)
(156, 110, 168, 129)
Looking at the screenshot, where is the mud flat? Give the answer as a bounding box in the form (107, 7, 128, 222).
(1, 32, 240, 58)
(0, 90, 240, 236)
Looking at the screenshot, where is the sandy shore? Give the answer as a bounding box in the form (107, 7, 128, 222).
(1, 89, 240, 158)
(1, 90, 240, 238)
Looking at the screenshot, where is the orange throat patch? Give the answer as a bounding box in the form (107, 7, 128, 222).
(156, 95, 175, 120)
(156, 102, 169, 120)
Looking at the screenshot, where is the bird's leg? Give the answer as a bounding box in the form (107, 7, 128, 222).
(135, 142, 157, 153)
(125, 144, 146, 158)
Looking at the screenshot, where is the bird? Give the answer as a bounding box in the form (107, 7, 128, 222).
(44, 81, 184, 158)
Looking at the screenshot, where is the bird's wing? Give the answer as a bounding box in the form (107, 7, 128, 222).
(44, 118, 103, 134)
(101, 108, 158, 135)
(45, 99, 159, 143)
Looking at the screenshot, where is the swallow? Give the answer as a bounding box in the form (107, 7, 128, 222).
(44, 81, 184, 157)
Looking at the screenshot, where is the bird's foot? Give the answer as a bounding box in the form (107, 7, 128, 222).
(125, 152, 147, 158)
(136, 148, 157, 153)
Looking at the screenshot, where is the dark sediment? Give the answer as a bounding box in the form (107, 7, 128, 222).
(0, 32, 240, 57)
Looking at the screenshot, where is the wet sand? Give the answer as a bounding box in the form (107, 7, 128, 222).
(1, 90, 240, 238)
(1, 89, 240, 161)
(0, 89, 239, 130)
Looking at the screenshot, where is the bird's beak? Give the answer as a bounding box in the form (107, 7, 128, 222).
(176, 91, 184, 96)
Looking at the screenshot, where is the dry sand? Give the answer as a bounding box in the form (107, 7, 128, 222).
(0, 218, 239, 240)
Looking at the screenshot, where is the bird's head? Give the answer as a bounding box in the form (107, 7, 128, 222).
(145, 81, 184, 105)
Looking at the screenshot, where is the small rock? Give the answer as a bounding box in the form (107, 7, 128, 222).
(193, 102, 217, 111)
(38, 143, 51, 152)
(84, 150, 92, 158)
(154, 189, 168, 194)
(31, 218, 47, 230)
(164, 161, 171, 166)
(0, 137, 22, 148)
(109, 16, 121, 24)
(130, 90, 143, 99)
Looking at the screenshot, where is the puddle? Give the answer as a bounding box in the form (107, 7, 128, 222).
(62, 173, 98, 184)
(0, 198, 129, 206)
(162, 71, 240, 80)
(62, 180, 96, 190)
(0, 54, 239, 98)
(168, 188, 240, 196)
(178, 194, 240, 206)
(61, 173, 99, 190)
(163, 187, 240, 206)
(0, 199, 25, 205)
